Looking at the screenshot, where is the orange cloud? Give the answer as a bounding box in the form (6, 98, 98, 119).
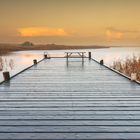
(18, 27, 68, 37)
(106, 30, 123, 40)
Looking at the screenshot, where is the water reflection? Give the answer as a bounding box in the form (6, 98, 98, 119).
(66, 60, 85, 71)
(46, 47, 140, 66)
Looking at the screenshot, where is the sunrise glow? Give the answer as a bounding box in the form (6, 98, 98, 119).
(0, 0, 140, 45)
(18, 27, 68, 37)
(106, 30, 123, 40)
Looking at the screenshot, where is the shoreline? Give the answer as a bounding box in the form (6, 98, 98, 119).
(0, 44, 109, 55)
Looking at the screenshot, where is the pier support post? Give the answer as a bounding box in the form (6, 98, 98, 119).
(33, 59, 37, 65)
(82, 52, 84, 63)
(66, 53, 68, 62)
(131, 73, 137, 81)
(100, 60, 104, 65)
(44, 54, 47, 59)
(3, 71, 10, 81)
(88, 52, 91, 60)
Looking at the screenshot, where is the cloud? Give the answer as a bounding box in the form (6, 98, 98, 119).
(106, 29, 123, 40)
(106, 27, 139, 34)
(106, 27, 140, 41)
(17, 27, 68, 37)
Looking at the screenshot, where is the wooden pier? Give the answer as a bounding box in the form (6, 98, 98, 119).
(0, 56, 140, 139)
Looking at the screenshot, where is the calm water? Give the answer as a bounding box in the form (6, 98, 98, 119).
(0, 47, 140, 82)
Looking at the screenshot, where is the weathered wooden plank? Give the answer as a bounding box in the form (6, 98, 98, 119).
(1, 102, 140, 106)
(0, 120, 140, 126)
(1, 98, 140, 101)
(0, 132, 140, 140)
(1, 110, 140, 116)
(1, 105, 140, 109)
(2, 97, 140, 100)
(1, 96, 140, 99)
(2, 81, 134, 85)
(0, 106, 140, 111)
(1, 92, 140, 95)
(1, 83, 139, 87)
(1, 126, 140, 133)
(0, 115, 140, 120)
(1, 86, 139, 91)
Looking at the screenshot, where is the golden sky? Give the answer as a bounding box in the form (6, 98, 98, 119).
(0, 0, 140, 46)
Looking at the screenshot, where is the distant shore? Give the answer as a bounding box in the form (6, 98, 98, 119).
(0, 43, 109, 55)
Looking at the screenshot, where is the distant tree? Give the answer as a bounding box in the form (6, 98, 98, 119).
(21, 41, 34, 47)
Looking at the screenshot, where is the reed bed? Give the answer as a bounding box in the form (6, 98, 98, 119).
(0, 57, 3, 71)
(112, 56, 140, 81)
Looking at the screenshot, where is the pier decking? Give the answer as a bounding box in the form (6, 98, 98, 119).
(0, 57, 140, 139)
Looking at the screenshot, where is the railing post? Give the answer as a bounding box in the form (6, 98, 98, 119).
(89, 52, 91, 60)
(131, 73, 137, 81)
(66, 53, 68, 62)
(3, 71, 10, 81)
(44, 54, 47, 59)
(33, 59, 37, 65)
(100, 60, 104, 65)
(82, 52, 84, 63)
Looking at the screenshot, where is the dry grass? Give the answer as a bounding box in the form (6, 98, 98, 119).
(0, 57, 14, 71)
(112, 56, 140, 81)
(0, 57, 3, 71)
(0, 44, 17, 71)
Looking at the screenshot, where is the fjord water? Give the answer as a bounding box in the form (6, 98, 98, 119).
(0, 47, 140, 82)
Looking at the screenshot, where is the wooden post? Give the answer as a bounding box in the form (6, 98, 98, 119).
(3, 71, 10, 81)
(44, 54, 47, 59)
(89, 52, 91, 60)
(131, 73, 137, 81)
(82, 52, 84, 63)
(66, 53, 68, 62)
(100, 60, 104, 65)
(66, 53, 68, 66)
(33, 59, 37, 65)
